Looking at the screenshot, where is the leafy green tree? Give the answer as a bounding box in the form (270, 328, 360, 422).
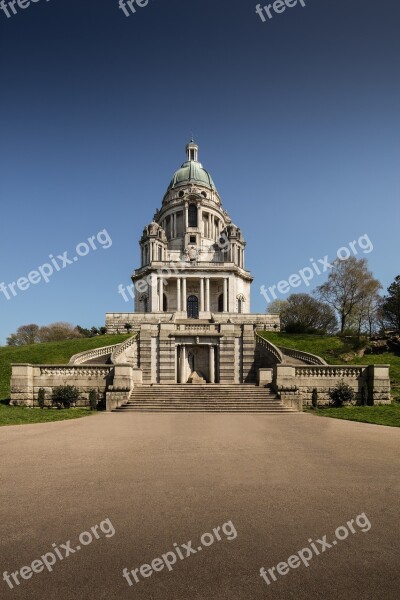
(381, 275, 400, 332)
(269, 294, 337, 334)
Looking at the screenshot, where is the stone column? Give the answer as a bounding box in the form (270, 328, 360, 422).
(172, 213, 176, 238)
(209, 346, 215, 384)
(223, 278, 228, 312)
(177, 278, 181, 312)
(205, 278, 210, 312)
(151, 273, 158, 312)
(185, 203, 189, 228)
(180, 345, 187, 384)
(208, 213, 212, 239)
(182, 278, 187, 314)
(158, 278, 163, 311)
(200, 278, 204, 312)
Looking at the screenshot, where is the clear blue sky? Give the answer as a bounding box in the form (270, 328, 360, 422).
(0, 0, 399, 344)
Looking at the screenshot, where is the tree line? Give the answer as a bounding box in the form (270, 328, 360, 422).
(6, 323, 108, 346)
(268, 257, 400, 336)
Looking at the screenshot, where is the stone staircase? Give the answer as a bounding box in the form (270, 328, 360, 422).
(113, 384, 298, 413)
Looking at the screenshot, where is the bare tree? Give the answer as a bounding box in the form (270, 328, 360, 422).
(37, 322, 82, 343)
(7, 322, 82, 345)
(352, 292, 383, 336)
(6, 324, 40, 346)
(315, 257, 381, 335)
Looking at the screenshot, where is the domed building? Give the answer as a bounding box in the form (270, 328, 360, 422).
(11, 141, 390, 409)
(106, 140, 279, 384)
(133, 139, 251, 317)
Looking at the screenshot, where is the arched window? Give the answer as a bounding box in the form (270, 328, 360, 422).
(142, 296, 148, 313)
(237, 294, 245, 314)
(188, 204, 198, 227)
(187, 295, 199, 319)
(218, 294, 224, 313)
(163, 293, 168, 312)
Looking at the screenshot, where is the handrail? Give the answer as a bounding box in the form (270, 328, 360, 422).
(255, 334, 283, 364)
(69, 344, 119, 365)
(278, 345, 327, 366)
(111, 334, 138, 365)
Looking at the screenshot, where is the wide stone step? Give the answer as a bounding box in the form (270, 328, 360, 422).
(124, 402, 283, 407)
(115, 408, 296, 413)
(130, 394, 277, 398)
(112, 384, 298, 414)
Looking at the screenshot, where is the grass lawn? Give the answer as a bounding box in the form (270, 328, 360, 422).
(0, 405, 94, 427)
(305, 404, 400, 428)
(258, 332, 351, 362)
(0, 334, 130, 402)
(259, 332, 400, 401)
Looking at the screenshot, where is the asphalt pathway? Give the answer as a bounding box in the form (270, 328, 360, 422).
(0, 412, 399, 599)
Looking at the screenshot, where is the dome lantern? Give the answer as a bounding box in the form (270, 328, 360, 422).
(186, 138, 199, 162)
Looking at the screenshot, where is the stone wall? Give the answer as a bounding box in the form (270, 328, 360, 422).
(10, 363, 141, 408)
(106, 312, 280, 334)
(106, 313, 175, 334)
(273, 364, 391, 406)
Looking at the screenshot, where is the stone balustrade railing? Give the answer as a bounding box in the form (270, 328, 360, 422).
(255, 334, 283, 364)
(111, 334, 138, 365)
(69, 344, 120, 365)
(294, 365, 364, 378)
(40, 365, 112, 377)
(176, 324, 219, 333)
(278, 346, 327, 366)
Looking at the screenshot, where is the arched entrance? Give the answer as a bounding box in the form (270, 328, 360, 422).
(187, 295, 199, 319)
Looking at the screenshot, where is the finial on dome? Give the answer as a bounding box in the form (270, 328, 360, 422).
(186, 137, 199, 162)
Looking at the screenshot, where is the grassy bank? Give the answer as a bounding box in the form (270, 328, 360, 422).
(0, 405, 94, 427)
(259, 332, 400, 400)
(0, 334, 130, 401)
(305, 405, 400, 428)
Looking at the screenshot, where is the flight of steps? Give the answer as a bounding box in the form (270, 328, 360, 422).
(113, 385, 298, 414)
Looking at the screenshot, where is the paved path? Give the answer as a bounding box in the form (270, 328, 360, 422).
(0, 413, 399, 599)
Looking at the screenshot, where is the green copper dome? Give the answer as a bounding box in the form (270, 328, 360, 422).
(167, 141, 217, 191)
(168, 160, 216, 191)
